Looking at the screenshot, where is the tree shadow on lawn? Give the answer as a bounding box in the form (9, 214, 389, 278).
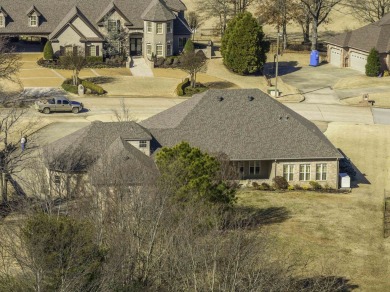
(263, 61, 302, 77)
(204, 81, 237, 89)
(295, 276, 359, 292)
(223, 205, 291, 230)
(85, 76, 117, 85)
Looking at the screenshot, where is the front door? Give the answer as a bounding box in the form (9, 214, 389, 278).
(130, 38, 142, 56)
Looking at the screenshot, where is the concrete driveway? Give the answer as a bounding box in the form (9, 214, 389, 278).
(281, 64, 361, 104)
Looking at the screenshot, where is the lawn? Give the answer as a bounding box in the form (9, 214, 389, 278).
(235, 122, 390, 291)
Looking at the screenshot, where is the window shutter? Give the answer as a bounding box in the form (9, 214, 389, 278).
(73, 46, 78, 56)
(96, 46, 99, 56)
(60, 46, 65, 56)
(86, 45, 91, 57)
(117, 20, 120, 32)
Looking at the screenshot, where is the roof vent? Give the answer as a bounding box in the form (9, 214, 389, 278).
(285, 115, 290, 121)
(217, 96, 224, 102)
(247, 96, 254, 101)
(278, 116, 283, 121)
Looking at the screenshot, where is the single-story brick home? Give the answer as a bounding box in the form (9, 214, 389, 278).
(326, 13, 390, 73)
(45, 89, 343, 193)
(0, 0, 191, 59)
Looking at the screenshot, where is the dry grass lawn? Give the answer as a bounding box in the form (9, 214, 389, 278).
(237, 122, 390, 291)
(341, 93, 390, 108)
(93, 68, 132, 77)
(334, 75, 390, 90)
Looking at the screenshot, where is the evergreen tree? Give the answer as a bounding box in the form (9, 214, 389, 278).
(156, 142, 237, 206)
(221, 12, 268, 75)
(365, 48, 381, 77)
(183, 38, 195, 54)
(43, 41, 54, 60)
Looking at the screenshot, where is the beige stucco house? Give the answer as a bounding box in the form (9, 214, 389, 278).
(0, 0, 191, 59)
(326, 13, 390, 73)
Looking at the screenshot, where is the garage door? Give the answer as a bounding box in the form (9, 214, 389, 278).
(350, 52, 367, 73)
(330, 48, 342, 67)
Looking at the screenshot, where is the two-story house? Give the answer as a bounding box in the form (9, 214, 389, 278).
(0, 0, 191, 59)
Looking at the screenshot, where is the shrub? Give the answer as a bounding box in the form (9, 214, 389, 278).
(184, 39, 195, 54)
(176, 78, 190, 96)
(294, 184, 303, 190)
(155, 57, 165, 67)
(43, 41, 54, 60)
(287, 185, 295, 191)
(86, 56, 103, 64)
(309, 181, 322, 190)
(184, 84, 208, 96)
(259, 182, 271, 191)
(61, 83, 78, 94)
(82, 80, 105, 95)
(164, 57, 174, 66)
(272, 176, 289, 190)
(384, 70, 390, 77)
(365, 48, 381, 77)
(172, 57, 180, 67)
(252, 182, 259, 189)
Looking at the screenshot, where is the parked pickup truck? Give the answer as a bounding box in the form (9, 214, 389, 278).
(35, 97, 83, 114)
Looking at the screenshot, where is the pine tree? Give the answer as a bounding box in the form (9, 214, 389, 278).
(221, 12, 268, 75)
(365, 48, 381, 77)
(43, 41, 54, 60)
(183, 38, 195, 54)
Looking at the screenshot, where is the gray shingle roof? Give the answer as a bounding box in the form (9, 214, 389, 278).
(141, 0, 176, 22)
(326, 13, 390, 53)
(141, 89, 342, 161)
(44, 121, 152, 172)
(0, 0, 186, 34)
(90, 137, 158, 186)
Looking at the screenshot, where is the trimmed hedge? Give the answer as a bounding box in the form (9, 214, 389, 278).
(86, 56, 104, 64)
(43, 41, 54, 60)
(82, 80, 105, 95)
(176, 78, 190, 96)
(61, 83, 78, 94)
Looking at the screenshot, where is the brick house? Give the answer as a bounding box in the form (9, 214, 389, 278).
(0, 0, 191, 59)
(326, 13, 390, 73)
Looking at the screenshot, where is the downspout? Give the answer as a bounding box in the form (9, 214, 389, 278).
(336, 158, 340, 189)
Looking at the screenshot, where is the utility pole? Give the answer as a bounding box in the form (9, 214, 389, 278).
(275, 33, 281, 97)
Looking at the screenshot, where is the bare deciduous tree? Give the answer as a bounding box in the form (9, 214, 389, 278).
(186, 11, 203, 40)
(344, 0, 390, 23)
(198, 0, 232, 35)
(179, 52, 207, 88)
(60, 47, 86, 86)
(300, 0, 343, 50)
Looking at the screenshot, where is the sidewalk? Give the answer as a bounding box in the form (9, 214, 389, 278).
(130, 58, 154, 77)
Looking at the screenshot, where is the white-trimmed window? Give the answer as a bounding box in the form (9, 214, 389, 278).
(90, 45, 97, 56)
(146, 21, 152, 33)
(139, 140, 147, 148)
(156, 44, 163, 57)
(316, 163, 327, 180)
(167, 43, 172, 56)
(167, 21, 172, 33)
(65, 45, 73, 54)
(283, 164, 294, 181)
(156, 23, 163, 34)
(29, 15, 38, 27)
(0, 15, 5, 28)
(299, 164, 311, 181)
(108, 20, 119, 33)
(249, 161, 260, 175)
(146, 43, 152, 55)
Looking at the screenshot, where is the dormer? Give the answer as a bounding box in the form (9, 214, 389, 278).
(0, 7, 8, 28)
(26, 5, 41, 27)
(96, 1, 132, 29)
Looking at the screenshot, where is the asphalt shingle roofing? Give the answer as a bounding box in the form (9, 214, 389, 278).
(141, 0, 176, 22)
(140, 89, 342, 161)
(326, 12, 390, 53)
(44, 121, 152, 172)
(0, 0, 186, 33)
